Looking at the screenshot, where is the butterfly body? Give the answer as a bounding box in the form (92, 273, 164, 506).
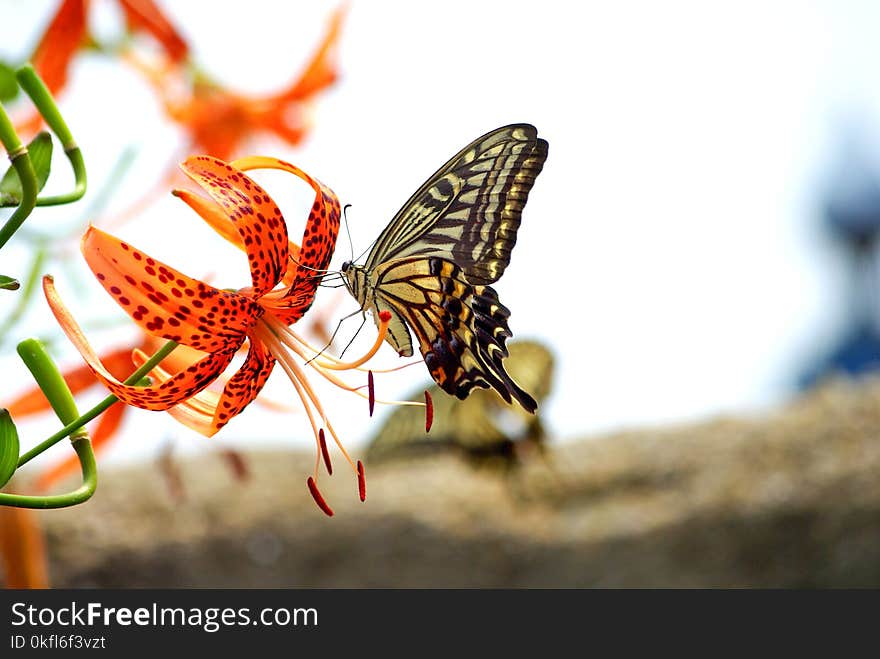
(342, 124, 548, 412)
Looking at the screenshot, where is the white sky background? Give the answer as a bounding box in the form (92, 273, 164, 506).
(2, 1, 879, 469)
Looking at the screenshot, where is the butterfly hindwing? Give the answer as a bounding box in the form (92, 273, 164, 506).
(366, 340, 555, 466)
(372, 256, 537, 412)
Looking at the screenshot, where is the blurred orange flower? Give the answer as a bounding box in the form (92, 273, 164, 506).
(128, 5, 345, 161)
(0, 502, 48, 589)
(15, 0, 189, 135)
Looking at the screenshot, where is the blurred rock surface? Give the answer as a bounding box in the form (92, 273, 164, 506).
(33, 378, 880, 587)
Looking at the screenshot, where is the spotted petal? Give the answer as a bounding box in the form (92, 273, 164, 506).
(81, 225, 261, 353)
(180, 156, 290, 297)
(132, 349, 220, 436)
(211, 339, 276, 433)
(231, 156, 341, 324)
(172, 187, 302, 288)
(43, 276, 238, 411)
(134, 338, 275, 436)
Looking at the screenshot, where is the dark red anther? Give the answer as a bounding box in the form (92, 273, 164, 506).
(379, 309, 391, 322)
(424, 390, 434, 432)
(357, 460, 366, 502)
(319, 428, 332, 475)
(367, 370, 375, 416)
(307, 477, 334, 517)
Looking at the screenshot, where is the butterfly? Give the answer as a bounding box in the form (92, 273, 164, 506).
(366, 340, 555, 469)
(341, 124, 548, 412)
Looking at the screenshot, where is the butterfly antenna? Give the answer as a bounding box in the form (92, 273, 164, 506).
(352, 236, 379, 265)
(341, 203, 379, 266)
(343, 203, 355, 263)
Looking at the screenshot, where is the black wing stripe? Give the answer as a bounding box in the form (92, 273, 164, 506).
(365, 125, 547, 285)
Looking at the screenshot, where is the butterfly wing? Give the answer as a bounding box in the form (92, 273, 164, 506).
(364, 124, 548, 285)
(370, 255, 537, 412)
(367, 340, 555, 464)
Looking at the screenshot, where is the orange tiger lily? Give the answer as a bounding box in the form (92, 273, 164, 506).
(15, 0, 188, 135)
(43, 155, 392, 513)
(125, 6, 344, 161)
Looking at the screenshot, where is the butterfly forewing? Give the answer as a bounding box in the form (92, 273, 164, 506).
(365, 124, 548, 285)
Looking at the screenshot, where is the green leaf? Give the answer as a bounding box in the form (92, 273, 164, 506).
(0, 274, 20, 290)
(0, 132, 53, 204)
(0, 61, 18, 103)
(26, 132, 53, 194)
(0, 409, 20, 488)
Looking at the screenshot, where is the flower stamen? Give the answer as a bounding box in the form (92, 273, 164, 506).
(307, 477, 334, 517)
(425, 390, 434, 432)
(319, 428, 332, 475)
(310, 310, 391, 371)
(357, 460, 366, 502)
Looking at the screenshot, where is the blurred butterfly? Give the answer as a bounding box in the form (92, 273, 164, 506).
(366, 340, 555, 470)
(341, 124, 548, 411)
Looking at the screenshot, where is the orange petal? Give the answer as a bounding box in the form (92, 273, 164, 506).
(179, 156, 290, 297)
(81, 225, 259, 353)
(0, 505, 49, 588)
(210, 338, 275, 433)
(5, 346, 136, 417)
(133, 348, 223, 436)
(30, 0, 88, 95)
(172, 187, 302, 287)
(44, 275, 238, 411)
(275, 4, 345, 103)
(118, 0, 189, 62)
(231, 156, 341, 324)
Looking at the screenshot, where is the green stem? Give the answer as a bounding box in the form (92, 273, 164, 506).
(0, 437, 96, 509)
(17, 339, 85, 431)
(16, 339, 178, 468)
(0, 102, 23, 154)
(0, 103, 37, 249)
(15, 65, 87, 206)
(0, 339, 96, 508)
(15, 65, 73, 148)
(35, 146, 86, 206)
